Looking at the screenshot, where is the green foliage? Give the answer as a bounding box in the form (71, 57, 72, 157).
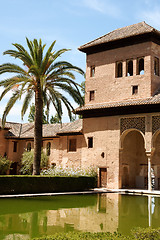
(21, 150, 48, 175)
(28, 103, 56, 124)
(0, 155, 10, 175)
(0, 38, 85, 127)
(28, 103, 36, 123)
(131, 227, 160, 240)
(70, 113, 77, 122)
(0, 38, 85, 174)
(50, 113, 61, 123)
(32, 228, 160, 240)
(41, 166, 97, 177)
(33, 231, 131, 240)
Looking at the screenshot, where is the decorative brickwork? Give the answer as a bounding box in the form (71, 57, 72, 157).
(152, 116, 160, 134)
(120, 117, 145, 135)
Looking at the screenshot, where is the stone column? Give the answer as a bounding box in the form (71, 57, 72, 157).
(146, 151, 152, 191)
(119, 148, 123, 189)
(146, 148, 155, 191)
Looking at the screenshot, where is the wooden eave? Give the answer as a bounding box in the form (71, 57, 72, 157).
(57, 131, 83, 136)
(79, 32, 160, 54)
(76, 103, 160, 118)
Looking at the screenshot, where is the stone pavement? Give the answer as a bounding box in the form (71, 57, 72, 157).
(94, 188, 160, 196)
(1, 188, 160, 198)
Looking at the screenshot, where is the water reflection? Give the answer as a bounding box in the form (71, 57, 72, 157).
(0, 194, 160, 239)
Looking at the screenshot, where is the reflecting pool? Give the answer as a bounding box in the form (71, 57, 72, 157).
(0, 193, 160, 239)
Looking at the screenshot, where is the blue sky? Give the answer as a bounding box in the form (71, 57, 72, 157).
(0, 0, 160, 123)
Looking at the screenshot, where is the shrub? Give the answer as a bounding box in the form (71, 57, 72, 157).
(131, 227, 160, 240)
(33, 231, 131, 240)
(0, 155, 10, 175)
(41, 166, 97, 177)
(21, 150, 48, 175)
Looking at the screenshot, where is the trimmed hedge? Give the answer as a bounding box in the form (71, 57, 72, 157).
(32, 228, 160, 240)
(0, 176, 96, 195)
(131, 227, 160, 240)
(33, 232, 131, 240)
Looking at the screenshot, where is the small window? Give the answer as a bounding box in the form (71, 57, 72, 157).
(88, 137, 93, 148)
(27, 142, 31, 152)
(68, 139, 76, 152)
(154, 57, 159, 76)
(137, 58, 144, 75)
(90, 66, 95, 77)
(126, 60, 133, 76)
(89, 90, 95, 101)
(13, 141, 17, 152)
(116, 62, 123, 78)
(132, 85, 138, 95)
(46, 142, 51, 156)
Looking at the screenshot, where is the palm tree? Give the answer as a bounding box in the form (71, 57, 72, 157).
(0, 38, 84, 175)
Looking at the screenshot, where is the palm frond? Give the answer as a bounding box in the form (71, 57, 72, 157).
(41, 40, 56, 74)
(2, 91, 20, 127)
(21, 90, 34, 119)
(0, 63, 27, 75)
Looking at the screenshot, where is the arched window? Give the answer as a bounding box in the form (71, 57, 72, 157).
(46, 142, 51, 156)
(137, 58, 144, 75)
(90, 66, 95, 77)
(126, 60, 133, 76)
(27, 142, 31, 152)
(154, 57, 159, 76)
(116, 62, 123, 78)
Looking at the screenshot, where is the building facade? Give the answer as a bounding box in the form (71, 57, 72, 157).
(1, 22, 160, 190)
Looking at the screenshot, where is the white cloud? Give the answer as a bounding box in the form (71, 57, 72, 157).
(140, 8, 160, 30)
(82, 0, 120, 17)
(83, 0, 105, 13)
(70, 0, 120, 18)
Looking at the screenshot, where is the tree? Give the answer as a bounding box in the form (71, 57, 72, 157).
(28, 104, 77, 124)
(50, 113, 61, 124)
(0, 38, 84, 175)
(0, 155, 10, 175)
(28, 103, 51, 124)
(20, 150, 48, 175)
(79, 81, 85, 119)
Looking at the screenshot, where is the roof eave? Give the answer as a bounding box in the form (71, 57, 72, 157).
(79, 32, 160, 54)
(57, 131, 83, 136)
(76, 102, 160, 118)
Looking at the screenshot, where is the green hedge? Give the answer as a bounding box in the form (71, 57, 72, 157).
(0, 176, 97, 195)
(33, 232, 131, 240)
(131, 227, 160, 240)
(32, 228, 160, 240)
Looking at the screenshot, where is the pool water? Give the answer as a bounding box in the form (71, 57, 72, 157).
(0, 193, 159, 239)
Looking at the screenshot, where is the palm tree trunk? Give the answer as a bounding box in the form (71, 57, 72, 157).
(33, 83, 43, 175)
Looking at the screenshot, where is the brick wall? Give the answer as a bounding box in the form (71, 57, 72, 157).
(85, 42, 153, 105)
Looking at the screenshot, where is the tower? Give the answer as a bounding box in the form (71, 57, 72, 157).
(76, 22, 160, 190)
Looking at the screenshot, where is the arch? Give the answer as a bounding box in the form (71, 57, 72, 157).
(152, 129, 160, 148)
(46, 142, 51, 156)
(120, 129, 147, 189)
(154, 57, 159, 76)
(137, 58, 144, 75)
(120, 128, 145, 149)
(116, 62, 123, 77)
(27, 142, 31, 152)
(126, 60, 133, 76)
